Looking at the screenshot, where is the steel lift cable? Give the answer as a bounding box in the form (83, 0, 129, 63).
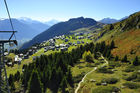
(4, 0, 17, 41)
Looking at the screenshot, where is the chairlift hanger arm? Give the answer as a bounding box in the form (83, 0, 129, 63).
(0, 31, 17, 45)
(0, 40, 16, 43)
(0, 31, 17, 33)
(0, 31, 17, 40)
(9, 31, 15, 40)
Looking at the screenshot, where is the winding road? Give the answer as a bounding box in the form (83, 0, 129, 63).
(74, 54, 108, 93)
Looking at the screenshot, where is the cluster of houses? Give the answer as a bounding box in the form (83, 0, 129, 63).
(4, 52, 23, 67)
(4, 33, 93, 67)
(33, 33, 92, 53)
(43, 34, 90, 52)
(4, 46, 39, 67)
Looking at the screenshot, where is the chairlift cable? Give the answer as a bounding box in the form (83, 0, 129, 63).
(4, 0, 17, 40)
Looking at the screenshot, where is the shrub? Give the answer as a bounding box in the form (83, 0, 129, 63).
(101, 78, 119, 84)
(125, 73, 137, 81)
(124, 66, 134, 72)
(97, 67, 114, 74)
(125, 72, 140, 82)
(135, 75, 140, 82)
(82, 51, 93, 62)
(124, 69, 134, 72)
(123, 82, 140, 89)
(92, 86, 120, 93)
(95, 62, 100, 66)
(85, 63, 95, 67)
(108, 61, 121, 68)
(77, 66, 84, 69)
(96, 82, 101, 86)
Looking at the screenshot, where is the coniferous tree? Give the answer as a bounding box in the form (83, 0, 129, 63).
(8, 74, 14, 86)
(28, 70, 43, 93)
(10, 81, 15, 92)
(82, 51, 93, 62)
(103, 46, 109, 57)
(8, 74, 15, 92)
(106, 49, 111, 58)
(100, 41, 106, 53)
(115, 56, 119, 61)
(21, 41, 101, 92)
(133, 56, 139, 66)
(60, 76, 68, 93)
(94, 52, 98, 59)
(14, 71, 20, 81)
(66, 68, 74, 87)
(110, 40, 115, 49)
(109, 24, 114, 30)
(121, 55, 128, 62)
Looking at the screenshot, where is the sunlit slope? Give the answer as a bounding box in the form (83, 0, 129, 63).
(97, 11, 140, 59)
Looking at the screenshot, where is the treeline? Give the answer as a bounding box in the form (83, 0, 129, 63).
(93, 40, 115, 59)
(94, 40, 140, 66)
(9, 43, 94, 93)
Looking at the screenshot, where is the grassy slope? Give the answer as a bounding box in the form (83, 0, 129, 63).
(98, 29, 140, 60)
(97, 12, 140, 59)
(6, 35, 93, 76)
(77, 62, 140, 93)
(70, 24, 103, 34)
(72, 12, 140, 93)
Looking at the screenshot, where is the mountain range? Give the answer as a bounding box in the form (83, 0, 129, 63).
(20, 17, 103, 49)
(45, 19, 59, 26)
(99, 16, 128, 24)
(0, 18, 50, 40)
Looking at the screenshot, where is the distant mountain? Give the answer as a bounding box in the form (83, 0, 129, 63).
(45, 19, 59, 26)
(18, 17, 50, 32)
(0, 18, 50, 47)
(21, 17, 103, 49)
(99, 18, 118, 24)
(119, 16, 128, 21)
(99, 16, 129, 24)
(0, 18, 50, 46)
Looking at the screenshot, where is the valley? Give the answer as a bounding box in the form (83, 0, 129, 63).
(0, 2, 140, 92)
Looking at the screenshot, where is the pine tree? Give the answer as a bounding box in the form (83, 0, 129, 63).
(121, 55, 127, 62)
(106, 49, 111, 58)
(100, 41, 106, 53)
(133, 56, 139, 66)
(109, 24, 114, 30)
(66, 68, 74, 87)
(94, 53, 98, 59)
(8, 74, 15, 92)
(115, 56, 119, 61)
(60, 76, 68, 93)
(82, 51, 93, 62)
(8, 74, 14, 86)
(14, 71, 20, 81)
(110, 40, 115, 49)
(10, 81, 15, 92)
(28, 70, 43, 93)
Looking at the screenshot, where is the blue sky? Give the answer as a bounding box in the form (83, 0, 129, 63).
(0, 0, 140, 22)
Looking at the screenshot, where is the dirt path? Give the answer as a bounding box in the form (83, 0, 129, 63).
(74, 54, 109, 93)
(101, 55, 109, 67)
(74, 67, 97, 93)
